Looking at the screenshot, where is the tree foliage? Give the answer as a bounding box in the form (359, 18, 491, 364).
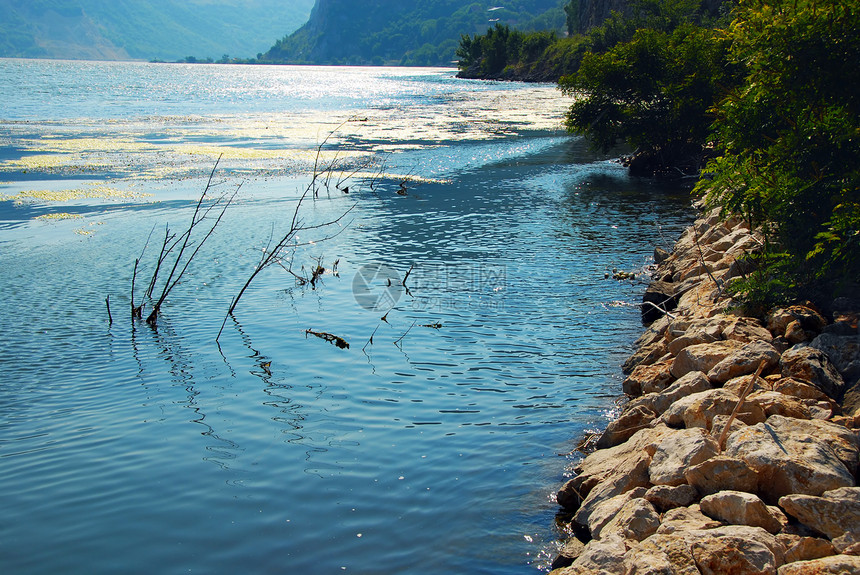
(559, 23, 734, 175)
(698, 0, 860, 305)
(554, 0, 858, 307)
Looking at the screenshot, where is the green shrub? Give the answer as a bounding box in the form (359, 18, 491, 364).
(699, 0, 860, 305)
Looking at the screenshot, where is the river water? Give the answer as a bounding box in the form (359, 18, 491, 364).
(0, 60, 692, 574)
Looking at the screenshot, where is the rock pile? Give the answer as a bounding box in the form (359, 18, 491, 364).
(551, 209, 860, 574)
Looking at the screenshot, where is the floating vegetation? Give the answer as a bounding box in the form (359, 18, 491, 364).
(34, 212, 83, 221)
(0, 184, 152, 204)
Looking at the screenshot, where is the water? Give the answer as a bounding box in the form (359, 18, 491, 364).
(0, 60, 692, 574)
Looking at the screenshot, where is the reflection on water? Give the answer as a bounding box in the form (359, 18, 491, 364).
(0, 61, 693, 574)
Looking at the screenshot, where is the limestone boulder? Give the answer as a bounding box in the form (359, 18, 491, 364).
(776, 555, 860, 575)
(772, 377, 831, 401)
(595, 404, 657, 449)
(671, 340, 744, 379)
(725, 419, 856, 502)
(657, 505, 722, 535)
(722, 373, 771, 396)
(811, 333, 860, 384)
(649, 427, 720, 486)
(632, 526, 785, 575)
(780, 345, 845, 400)
(564, 425, 672, 501)
(710, 414, 749, 442)
(767, 305, 828, 338)
(776, 534, 835, 564)
(785, 320, 808, 344)
(622, 339, 669, 375)
(690, 526, 785, 575)
(779, 487, 860, 542)
(597, 497, 661, 542)
(622, 533, 700, 575)
(550, 537, 587, 570)
(580, 487, 648, 539)
(707, 340, 781, 384)
(668, 321, 724, 356)
(568, 534, 629, 574)
(745, 391, 812, 420)
(624, 359, 674, 397)
(766, 415, 860, 476)
(663, 388, 766, 431)
(572, 456, 651, 530)
(645, 484, 699, 512)
(723, 316, 773, 344)
(684, 455, 760, 496)
(700, 490, 784, 534)
(655, 370, 712, 411)
(844, 378, 860, 419)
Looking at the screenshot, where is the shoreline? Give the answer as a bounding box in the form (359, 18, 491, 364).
(549, 207, 860, 573)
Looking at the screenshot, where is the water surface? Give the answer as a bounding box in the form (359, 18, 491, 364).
(0, 60, 692, 574)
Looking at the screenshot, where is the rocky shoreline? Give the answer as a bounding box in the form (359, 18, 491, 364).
(549, 207, 860, 574)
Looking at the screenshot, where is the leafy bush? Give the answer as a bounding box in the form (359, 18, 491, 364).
(560, 23, 735, 175)
(699, 0, 860, 305)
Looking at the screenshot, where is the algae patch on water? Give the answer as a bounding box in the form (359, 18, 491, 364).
(0, 184, 153, 205)
(34, 212, 84, 221)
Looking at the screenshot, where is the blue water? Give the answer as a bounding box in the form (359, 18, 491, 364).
(0, 60, 692, 574)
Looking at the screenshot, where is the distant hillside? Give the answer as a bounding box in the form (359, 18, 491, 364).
(263, 0, 567, 66)
(0, 0, 315, 61)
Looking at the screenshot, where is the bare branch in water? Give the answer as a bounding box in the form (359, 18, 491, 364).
(306, 329, 350, 349)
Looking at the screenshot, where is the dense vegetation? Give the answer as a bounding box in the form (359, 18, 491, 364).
(461, 0, 858, 308)
(697, 0, 860, 309)
(570, 0, 858, 309)
(0, 0, 314, 61)
(262, 0, 566, 66)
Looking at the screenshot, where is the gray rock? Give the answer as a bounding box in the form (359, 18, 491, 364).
(810, 333, 860, 376)
(766, 305, 827, 337)
(550, 537, 587, 570)
(668, 321, 724, 356)
(766, 415, 860, 476)
(566, 425, 672, 500)
(569, 534, 629, 573)
(723, 316, 773, 344)
(776, 534, 836, 564)
(630, 526, 786, 575)
(624, 360, 674, 397)
(700, 527, 786, 574)
(780, 345, 845, 400)
(582, 487, 648, 539)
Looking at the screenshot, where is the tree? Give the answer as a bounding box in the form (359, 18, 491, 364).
(698, 0, 860, 307)
(560, 23, 734, 176)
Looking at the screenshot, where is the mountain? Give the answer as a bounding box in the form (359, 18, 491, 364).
(0, 0, 315, 61)
(263, 0, 567, 66)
